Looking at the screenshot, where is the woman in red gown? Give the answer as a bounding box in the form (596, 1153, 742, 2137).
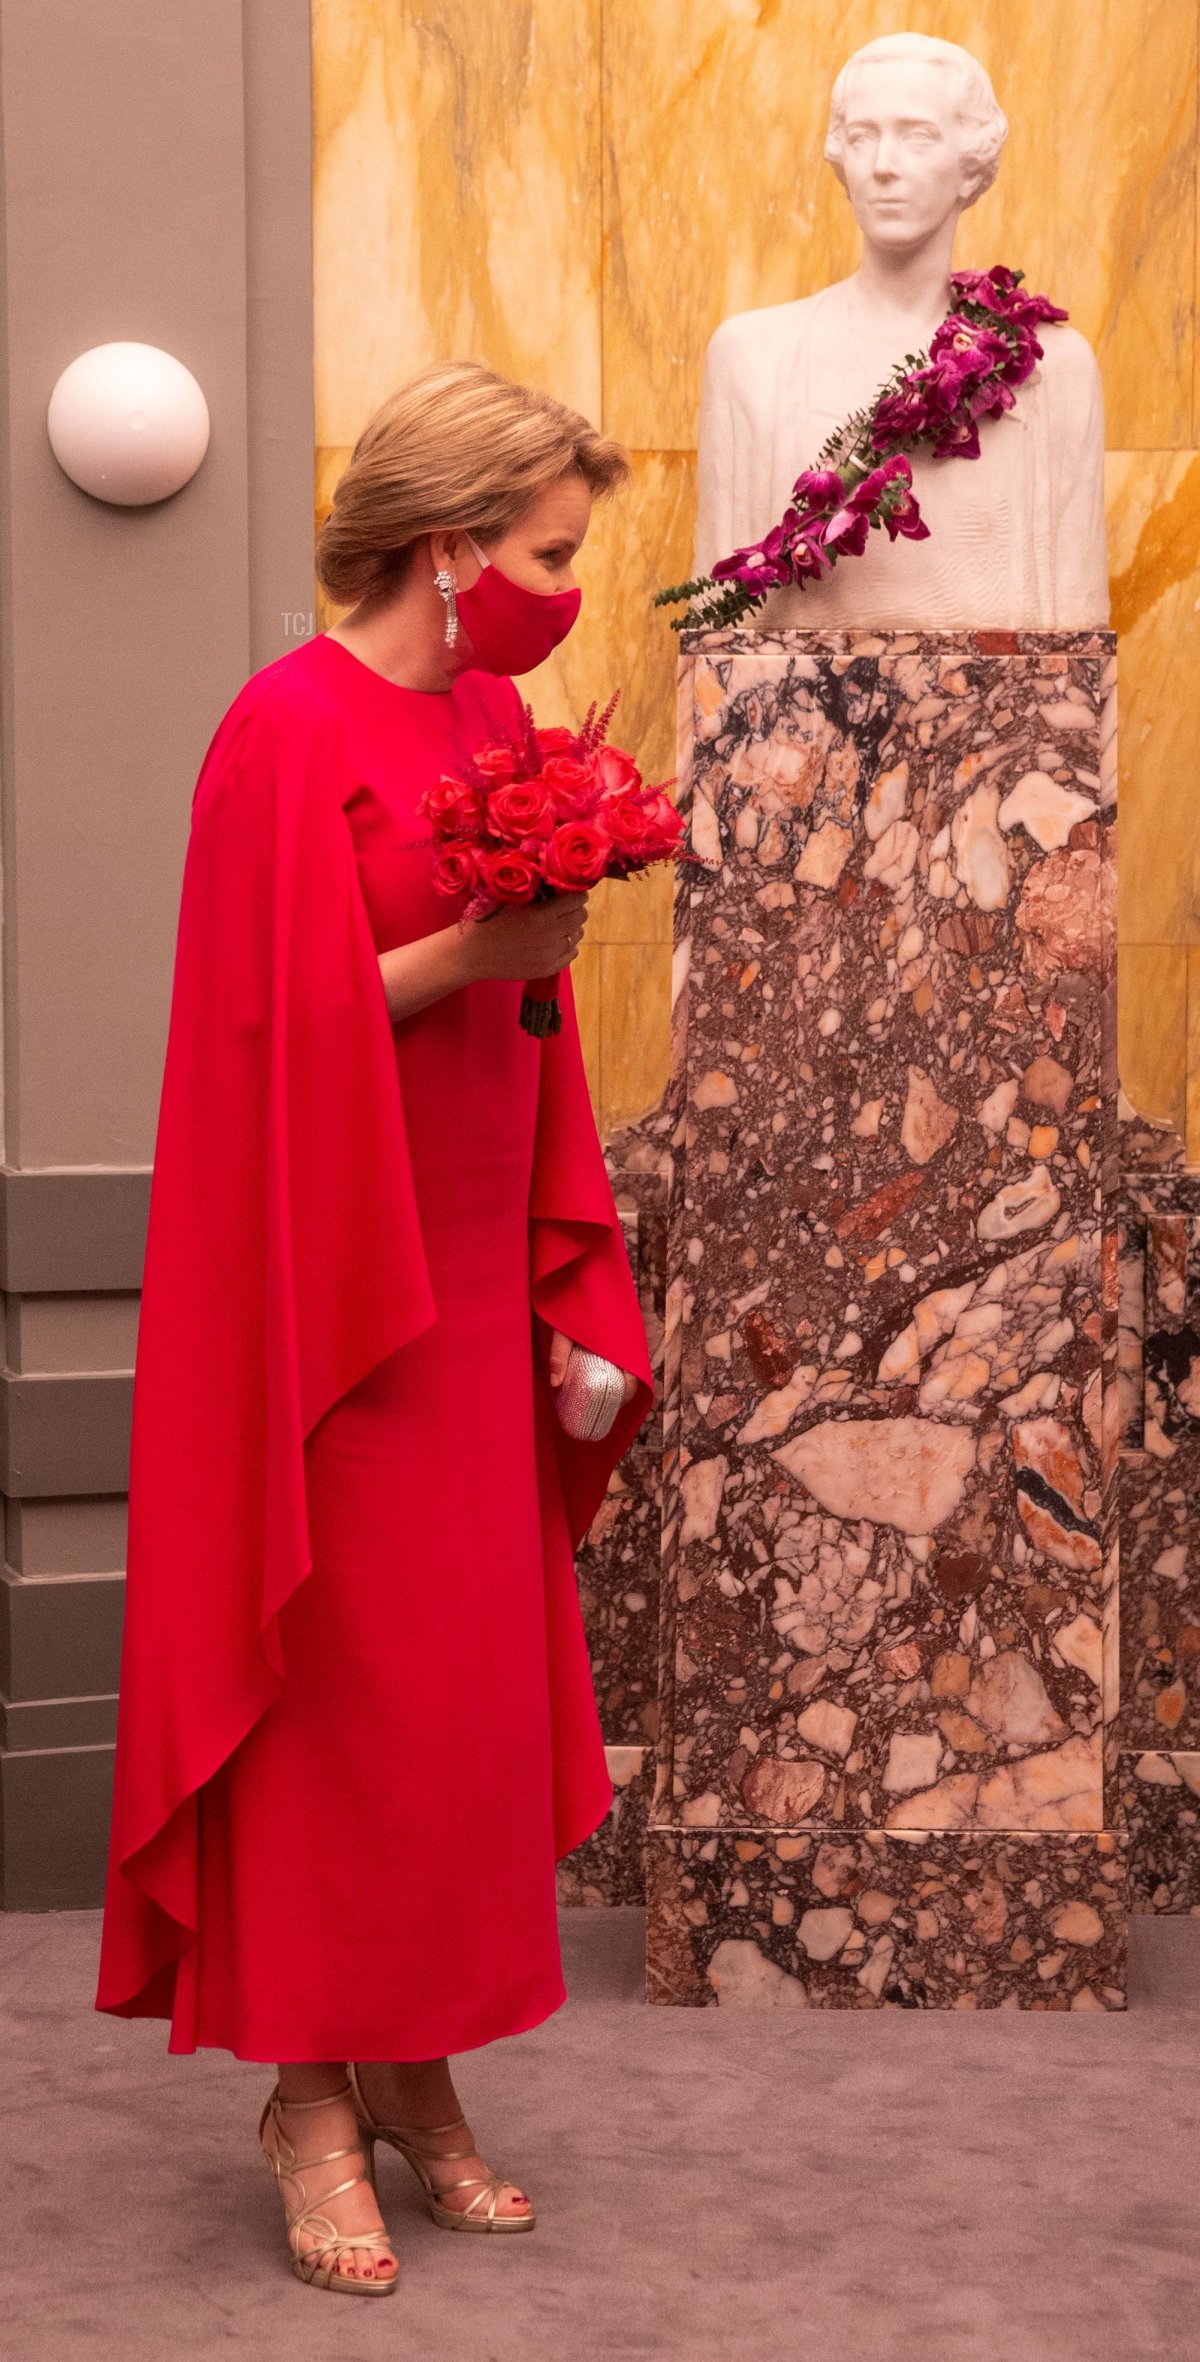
(94, 361, 655, 2294)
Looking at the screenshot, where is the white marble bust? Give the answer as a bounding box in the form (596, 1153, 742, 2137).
(694, 33, 1109, 630)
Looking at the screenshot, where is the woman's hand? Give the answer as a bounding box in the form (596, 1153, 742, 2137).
(377, 891, 589, 1023)
(548, 1327, 638, 1406)
(459, 892, 590, 985)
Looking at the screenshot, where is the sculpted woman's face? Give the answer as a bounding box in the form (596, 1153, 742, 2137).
(837, 58, 976, 253)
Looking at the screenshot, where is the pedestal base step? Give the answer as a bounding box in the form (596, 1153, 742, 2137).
(646, 1823, 1127, 2010)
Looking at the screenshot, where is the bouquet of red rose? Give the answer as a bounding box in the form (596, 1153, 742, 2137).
(417, 695, 684, 1036)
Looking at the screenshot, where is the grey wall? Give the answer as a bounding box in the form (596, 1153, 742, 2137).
(0, 0, 315, 1905)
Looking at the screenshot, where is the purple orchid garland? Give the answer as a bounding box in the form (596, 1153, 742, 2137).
(655, 266, 1068, 633)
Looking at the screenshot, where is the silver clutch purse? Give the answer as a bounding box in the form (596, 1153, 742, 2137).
(555, 1343, 627, 1441)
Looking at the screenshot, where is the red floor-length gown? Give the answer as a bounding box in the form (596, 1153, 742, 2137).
(94, 629, 654, 2060)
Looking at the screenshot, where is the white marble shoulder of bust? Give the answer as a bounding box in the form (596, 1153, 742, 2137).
(704, 286, 835, 371)
(1029, 319, 1103, 391)
(705, 298, 1101, 389)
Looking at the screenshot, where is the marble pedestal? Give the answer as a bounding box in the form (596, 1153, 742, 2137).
(647, 627, 1123, 2010)
(555, 1139, 670, 1907)
(1114, 1110, 1200, 1914)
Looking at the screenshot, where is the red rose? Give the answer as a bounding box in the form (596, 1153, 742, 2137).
(431, 843, 481, 898)
(481, 845, 544, 903)
(543, 819, 611, 890)
(422, 775, 486, 841)
(605, 795, 659, 857)
(473, 742, 523, 783)
(539, 753, 594, 814)
(640, 790, 684, 847)
(607, 790, 682, 863)
(486, 780, 556, 843)
(595, 744, 641, 796)
(534, 726, 578, 758)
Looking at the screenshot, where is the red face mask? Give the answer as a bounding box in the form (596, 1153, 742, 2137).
(455, 534, 582, 677)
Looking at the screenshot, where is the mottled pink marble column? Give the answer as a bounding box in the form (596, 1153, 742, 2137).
(557, 1145, 670, 1908)
(648, 626, 1124, 2010)
(1114, 1109, 1200, 1914)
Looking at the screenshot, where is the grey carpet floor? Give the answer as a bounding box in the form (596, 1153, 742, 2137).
(1, 1906, 1196, 2362)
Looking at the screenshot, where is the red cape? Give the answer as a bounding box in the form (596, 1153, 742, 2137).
(95, 680, 654, 2021)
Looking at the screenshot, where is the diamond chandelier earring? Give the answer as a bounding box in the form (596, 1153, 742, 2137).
(434, 568, 459, 648)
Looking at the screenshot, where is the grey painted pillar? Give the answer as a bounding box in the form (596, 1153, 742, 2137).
(0, 0, 314, 1907)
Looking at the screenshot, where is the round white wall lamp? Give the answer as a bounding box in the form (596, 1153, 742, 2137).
(47, 342, 210, 506)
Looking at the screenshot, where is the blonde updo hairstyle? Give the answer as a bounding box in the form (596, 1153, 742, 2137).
(316, 359, 630, 611)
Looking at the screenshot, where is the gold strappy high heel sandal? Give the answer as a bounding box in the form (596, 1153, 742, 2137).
(258, 2078, 400, 2293)
(347, 2061, 536, 2233)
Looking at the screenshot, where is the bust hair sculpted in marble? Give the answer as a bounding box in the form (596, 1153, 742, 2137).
(694, 33, 1109, 629)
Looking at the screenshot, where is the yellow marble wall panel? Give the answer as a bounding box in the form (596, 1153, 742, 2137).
(314, 446, 353, 631)
(1108, 451, 1200, 955)
(1120, 944, 1187, 1139)
(312, 0, 602, 444)
(589, 859, 675, 948)
(572, 936, 603, 1110)
(597, 941, 673, 1136)
(1196, 81, 1200, 447)
(602, 0, 1196, 453)
(1187, 948, 1200, 1164)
